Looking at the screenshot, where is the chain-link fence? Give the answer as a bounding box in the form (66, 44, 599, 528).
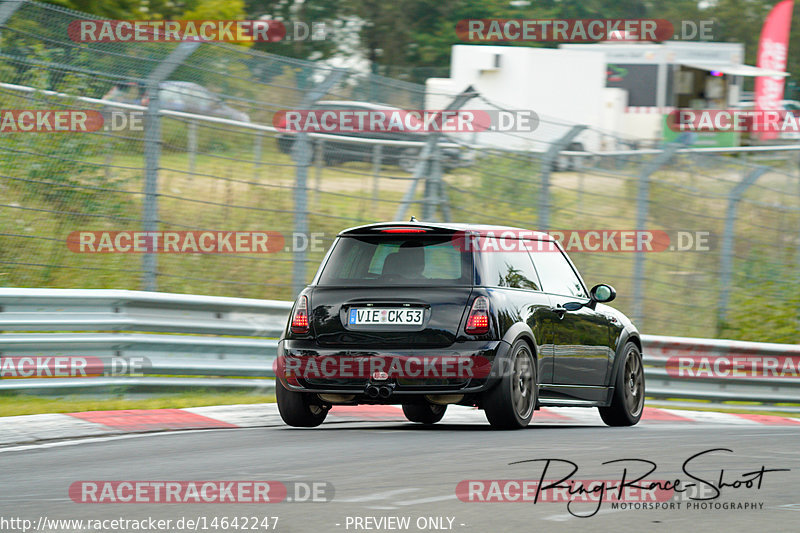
(1, 1, 798, 343)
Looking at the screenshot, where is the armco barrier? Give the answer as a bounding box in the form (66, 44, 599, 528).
(0, 289, 798, 406)
(0, 288, 285, 391)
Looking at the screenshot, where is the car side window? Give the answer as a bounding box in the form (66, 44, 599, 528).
(528, 249, 587, 298)
(481, 246, 541, 290)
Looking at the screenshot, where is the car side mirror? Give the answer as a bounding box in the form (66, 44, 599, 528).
(562, 284, 616, 312)
(590, 283, 616, 303)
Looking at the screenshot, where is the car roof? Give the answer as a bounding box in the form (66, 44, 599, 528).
(314, 100, 401, 111)
(339, 221, 554, 241)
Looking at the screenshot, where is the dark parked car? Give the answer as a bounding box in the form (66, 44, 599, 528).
(276, 221, 644, 429)
(276, 101, 472, 172)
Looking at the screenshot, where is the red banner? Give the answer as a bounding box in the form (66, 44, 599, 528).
(754, 0, 794, 140)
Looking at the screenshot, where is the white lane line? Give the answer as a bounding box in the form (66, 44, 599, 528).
(338, 488, 419, 503)
(664, 409, 761, 425)
(0, 427, 233, 454)
(394, 494, 458, 506)
(769, 503, 800, 512)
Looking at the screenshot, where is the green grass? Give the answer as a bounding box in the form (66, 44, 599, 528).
(0, 391, 276, 417)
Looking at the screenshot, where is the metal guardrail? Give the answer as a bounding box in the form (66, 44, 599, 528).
(1, 289, 798, 409)
(641, 334, 800, 404)
(0, 288, 285, 391)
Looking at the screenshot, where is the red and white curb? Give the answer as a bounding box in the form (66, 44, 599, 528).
(1, 404, 798, 446)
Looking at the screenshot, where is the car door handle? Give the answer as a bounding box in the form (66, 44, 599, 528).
(549, 306, 567, 318)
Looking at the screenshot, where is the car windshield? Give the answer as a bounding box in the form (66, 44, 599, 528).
(317, 235, 472, 286)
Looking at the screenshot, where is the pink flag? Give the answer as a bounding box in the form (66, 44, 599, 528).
(754, 0, 794, 140)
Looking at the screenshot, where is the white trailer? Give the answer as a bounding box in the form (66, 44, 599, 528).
(426, 45, 610, 153)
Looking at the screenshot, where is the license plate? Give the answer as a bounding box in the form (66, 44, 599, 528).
(348, 308, 423, 325)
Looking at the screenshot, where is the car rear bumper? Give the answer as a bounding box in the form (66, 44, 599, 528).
(277, 339, 509, 396)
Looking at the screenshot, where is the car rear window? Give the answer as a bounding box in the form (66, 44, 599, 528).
(317, 235, 472, 286)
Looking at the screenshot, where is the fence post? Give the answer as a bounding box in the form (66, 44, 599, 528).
(422, 145, 443, 220)
(630, 139, 690, 329)
(438, 158, 452, 223)
(537, 125, 586, 231)
(716, 166, 769, 335)
(141, 41, 200, 292)
(253, 130, 262, 180)
(187, 119, 198, 175)
(796, 151, 800, 333)
(0, 0, 25, 26)
(291, 69, 346, 297)
(395, 86, 477, 221)
(371, 144, 382, 210)
(313, 138, 325, 206)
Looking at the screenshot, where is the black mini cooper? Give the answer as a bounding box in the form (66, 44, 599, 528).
(276, 221, 644, 429)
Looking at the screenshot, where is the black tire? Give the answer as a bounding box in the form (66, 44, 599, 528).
(483, 340, 537, 429)
(276, 380, 329, 427)
(402, 403, 447, 424)
(599, 342, 645, 427)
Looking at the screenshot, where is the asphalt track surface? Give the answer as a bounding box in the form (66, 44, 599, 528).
(1, 410, 799, 533)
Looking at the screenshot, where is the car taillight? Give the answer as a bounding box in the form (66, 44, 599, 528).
(290, 295, 309, 334)
(465, 296, 490, 335)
